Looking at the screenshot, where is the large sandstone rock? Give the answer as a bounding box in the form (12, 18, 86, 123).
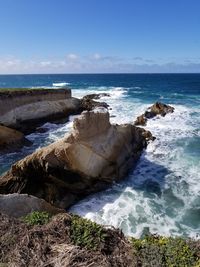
(134, 102, 175, 126)
(0, 125, 31, 152)
(0, 108, 152, 209)
(0, 193, 65, 218)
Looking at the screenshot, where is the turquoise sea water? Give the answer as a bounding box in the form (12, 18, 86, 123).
(0, 74, 199, 238)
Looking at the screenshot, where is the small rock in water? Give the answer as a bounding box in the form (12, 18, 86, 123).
(134, 102, 175, 126)
(82, 93, 110, 100)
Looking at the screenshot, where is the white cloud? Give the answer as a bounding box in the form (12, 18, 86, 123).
(40, 61, 52, 67)
(67, 53, 78, 60)
(0, 55, 199, 74)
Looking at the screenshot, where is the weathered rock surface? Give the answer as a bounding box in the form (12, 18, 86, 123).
(0, 108, 152, 209)
(134, 102, 175, 126)
(0, 88, 81, 132)
(80, 94, 109, 111)
(0, 193, 65, 218)
(0, 125, 31, 152)
(83, 93, 110, 100)
(134, 114, 147, 126)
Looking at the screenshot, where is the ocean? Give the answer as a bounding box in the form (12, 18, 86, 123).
(0, 73, 200, 238)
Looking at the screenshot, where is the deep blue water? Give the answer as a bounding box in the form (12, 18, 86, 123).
(0, 74, 200, 238)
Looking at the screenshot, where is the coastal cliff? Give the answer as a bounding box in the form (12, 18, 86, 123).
(0, 88, 80, 132)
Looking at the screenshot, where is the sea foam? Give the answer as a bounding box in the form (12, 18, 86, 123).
(70, 86, 200, 239)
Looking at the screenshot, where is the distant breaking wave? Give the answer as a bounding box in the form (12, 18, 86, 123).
(52, 82, 70, 87)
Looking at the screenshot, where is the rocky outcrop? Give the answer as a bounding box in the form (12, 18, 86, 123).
(82, 93, 110, 100)
(0, 108, 152, 209)
(0, 125, 31, 152)
(80, 94, 109, 111)
(0, 88, 81, 132)
(0, 193, 65, 218)
(134, 114, 147, 126)
(134, 102, 175, 126)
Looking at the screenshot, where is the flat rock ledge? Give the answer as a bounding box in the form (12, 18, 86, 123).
(0, 88, 81, 133)
(0, 108, 152, 209)
(134, 102, 175, 126)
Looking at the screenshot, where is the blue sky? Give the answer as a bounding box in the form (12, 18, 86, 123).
(0, 0, 200, 73)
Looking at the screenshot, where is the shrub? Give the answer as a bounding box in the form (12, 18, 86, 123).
(131, 235, 199, 267)
(22, 211, 51, 226)
(70, 215, 107, 250)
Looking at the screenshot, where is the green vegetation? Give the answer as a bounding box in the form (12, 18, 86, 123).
(22, 211, 51, 226)
(70, 214, 107, 250)
(2, 212, 200, 266)
(131, 235, 199, 267)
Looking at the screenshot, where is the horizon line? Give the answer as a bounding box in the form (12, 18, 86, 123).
(0, 72, 200, 76)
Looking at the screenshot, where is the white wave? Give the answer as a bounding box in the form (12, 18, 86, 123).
(52, 82, 70, 87)
(72, 86, 127, 100)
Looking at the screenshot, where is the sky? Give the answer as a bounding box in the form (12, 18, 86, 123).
(0, 0, 200, 74)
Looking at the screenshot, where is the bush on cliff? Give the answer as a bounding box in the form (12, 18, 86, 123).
(131, 235, 199, 267)
(70, 215, 107, 250)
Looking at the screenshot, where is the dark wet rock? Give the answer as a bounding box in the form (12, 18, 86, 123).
(149, 102, 174, 117)
(82, 93, 110, 100)
(140, 129, 156, 141)
(134, 114, 147, 126)
(134, 102, 175, 126)
(80, 95, 109, 111)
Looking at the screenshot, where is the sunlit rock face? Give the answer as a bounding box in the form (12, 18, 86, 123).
(0, 108, 151, 209)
